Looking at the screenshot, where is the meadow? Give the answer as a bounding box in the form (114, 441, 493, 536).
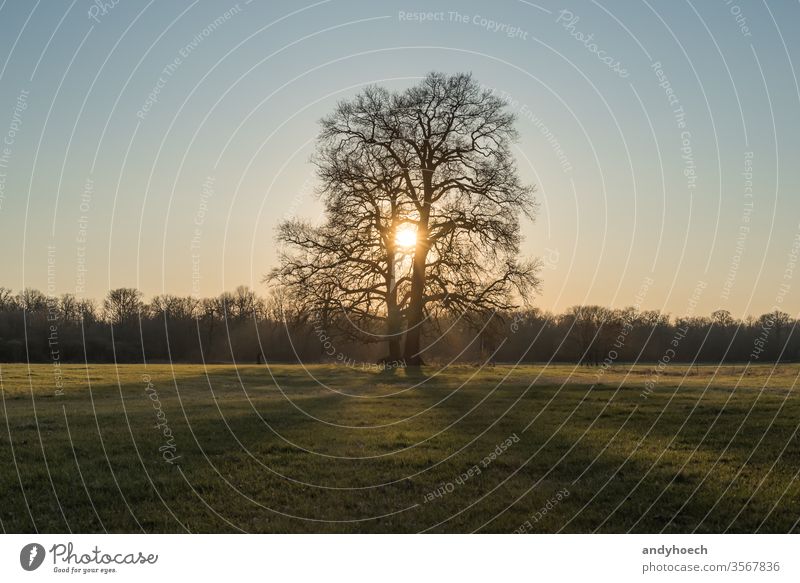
(0, 362, 798, 533)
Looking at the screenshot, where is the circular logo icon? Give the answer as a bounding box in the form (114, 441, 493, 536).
(20, 543, 46, 571)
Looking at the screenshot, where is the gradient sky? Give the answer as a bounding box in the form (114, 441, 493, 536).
(0, 0, 798, 319)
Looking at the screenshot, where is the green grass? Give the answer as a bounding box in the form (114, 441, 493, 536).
(1, 362, 799, 533)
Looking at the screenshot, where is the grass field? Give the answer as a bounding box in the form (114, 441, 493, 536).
(1, 362, 798, 533)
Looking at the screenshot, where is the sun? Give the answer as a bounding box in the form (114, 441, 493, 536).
(395, 225, 417, 250)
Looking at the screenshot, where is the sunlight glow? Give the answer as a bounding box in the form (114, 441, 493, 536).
(395, 225, 417, 250)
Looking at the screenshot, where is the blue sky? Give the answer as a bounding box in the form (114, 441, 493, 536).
(0, 0, 798, 318)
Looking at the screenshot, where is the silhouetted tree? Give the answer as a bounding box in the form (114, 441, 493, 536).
(0, 285, 797, 366)
(103, 288, 144, 326)
(274, 72, 540, 365)
(563, 305, 612, 366)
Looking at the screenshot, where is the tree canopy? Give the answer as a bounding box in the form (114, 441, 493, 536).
(270, 72, 541, 365)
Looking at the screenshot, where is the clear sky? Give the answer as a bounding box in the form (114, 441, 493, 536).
(0, 0, 798, 319)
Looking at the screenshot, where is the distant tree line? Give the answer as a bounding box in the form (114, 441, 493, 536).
(0, 286, 796, 365)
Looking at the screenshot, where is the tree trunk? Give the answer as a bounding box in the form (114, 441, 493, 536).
(386, 308, 402, 362)
(403, 255, 427, 365)
(404, 194, 431, 366)
(385, 253, 403, 362)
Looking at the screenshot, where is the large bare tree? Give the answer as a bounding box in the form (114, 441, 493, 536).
(272, 72, 540, 365)
(271, 147, 411, 360)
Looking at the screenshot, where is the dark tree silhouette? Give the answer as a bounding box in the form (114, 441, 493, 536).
(273, 72, 540, 365)
(0, 283, 798, 364)
(103, 288, 144, 327)
(271, 146, 412, 361)
(562, 305, 613, 366)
